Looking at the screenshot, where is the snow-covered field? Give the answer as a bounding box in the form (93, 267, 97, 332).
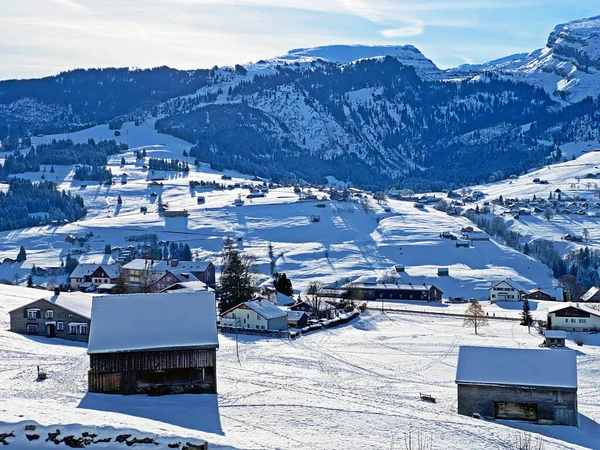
(1, 286, 599, 449)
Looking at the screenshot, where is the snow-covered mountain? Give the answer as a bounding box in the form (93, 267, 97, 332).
(275, 44, 442, 79)
(450, 16, 600, 103)
(1, 17, 600, 190)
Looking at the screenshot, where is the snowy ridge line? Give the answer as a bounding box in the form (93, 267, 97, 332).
(366, 306, 521, 321)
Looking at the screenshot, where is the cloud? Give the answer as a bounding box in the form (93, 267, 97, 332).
(380, 24, 424, 38)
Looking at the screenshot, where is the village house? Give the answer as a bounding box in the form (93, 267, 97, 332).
(526, 288, 557, 301)
(160, 280, 212, 293)
(547, 303, 600, 332)
(69, 264, 120, 290)
(87, 292, 218, 395)
(121, 259, 216, 291)
(489, 279, 528, 302)
(579, 286, 600, 302)
(9, 292, 92, 342)
(456, 346, 578, 426)
(221, 300, 288, 331)
(286, 310, 309, 328)
(289, 300, 337, 319)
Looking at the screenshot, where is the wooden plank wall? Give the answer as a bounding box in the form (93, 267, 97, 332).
(90, 349, 216, 373)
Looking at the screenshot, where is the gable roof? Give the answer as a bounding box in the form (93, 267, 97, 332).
(581, 286, 600, 301)
(226, 300, 287, 320)
(161, 281, 213, 293)
(70, 264, 120, 280)
(9, 291, 93, 319)
(488, 278, 529, 293)
(547, 302, 600, 318)
(456, 346, 577, 390)
(545, 330, 567, 339)
(152, 260, 212, 273)
(275, 292, 295, 306)
(287, 310, 309, 321)
(87, 292, 218, 354)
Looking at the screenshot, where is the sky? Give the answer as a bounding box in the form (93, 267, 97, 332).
(1, 0, 599, 80)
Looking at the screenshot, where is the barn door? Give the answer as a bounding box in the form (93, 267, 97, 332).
(494, 402, 538, 421)
(554, 408, 574, 426)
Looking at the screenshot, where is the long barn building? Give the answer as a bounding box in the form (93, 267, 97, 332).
(87, 292, 218, 395)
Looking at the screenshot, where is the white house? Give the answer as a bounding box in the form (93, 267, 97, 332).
(221, 300, 288, 331)
(547, 303, 600, 332)
(489, 279, 529, 302)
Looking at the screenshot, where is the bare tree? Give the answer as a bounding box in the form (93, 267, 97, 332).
(558, 275, 585, 301)
(463, 300, 488, 335)
(573, 333, 587, 346)
(307, 281, 324, 319)
(404, 427, 433, 450)
(140, 259, 154, 293)
(583, 228, 590, 241)
(543, 208, 554, 221)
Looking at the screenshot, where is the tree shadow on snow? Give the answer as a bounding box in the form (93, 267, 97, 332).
(78, 393, 224, 436)
(493, 301, 538, 311)
(497, 414, 600, 449)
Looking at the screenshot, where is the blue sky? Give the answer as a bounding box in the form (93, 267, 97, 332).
(1, 0, 598, 80)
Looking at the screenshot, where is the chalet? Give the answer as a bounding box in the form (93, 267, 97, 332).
(544, 330, 567, 348)
(287, 310, 309, 328)
(456, 346, 578, 426)
(463, 231, 490, 241)
(87, 292, 218, 395)
(149, 270, 200, 293)
(69, 264, 120, 290)
(547, 303, 600, 332)
(122, 259, 216, 290)
(346, 282, 443, 302)
(221, 300, 288, 331)
(580, 286, 600, 302)
(526, 288, 557, 301)
(9, 292, 92, 342)
(488, 279, 528, 302)
(152, 260, 216, 286)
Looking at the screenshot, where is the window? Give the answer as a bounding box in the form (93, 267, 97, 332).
(27, 324, 38, 334)
(261, 325, 265, 330)
(247, 313, 250, 319)
(27, 309, 39, 319)
(255, 325, 259, 329)
(45, 310, 54, 319)
(56, 321, 64, 331)
(69, 324, 78, 334)
(570, 319, 577, 323)
(80, 324, 88, 335)
(257, 314, 260, 320)
(69, 323, 88, 335)
(579, 319, 586, 323)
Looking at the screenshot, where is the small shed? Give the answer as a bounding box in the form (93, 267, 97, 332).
(87, 292, 218, 395)
(437, 268, 449, 276)
(544, 330, 567, 348)
(456, 346, 577, 426)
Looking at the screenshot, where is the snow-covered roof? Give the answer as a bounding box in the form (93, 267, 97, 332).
(456, 346, 577, 390)
(8, 289, 94, 319)
(70, 264, 120, 279)
(287, 311, 308, 321)
(349, 282, 438, 291)
(275, 292, 295, 306)
(581, 286, 600, 301)
(238, 300, 287, 320)
(122, 259, 153, 271)
(87, 292, 218, 354)
(153, 260, 212, 272)
(547, 302, 600, 317)
(545, 330, 567, 339)
(489, 278, 529, 293)
(161, 281, 213, 293)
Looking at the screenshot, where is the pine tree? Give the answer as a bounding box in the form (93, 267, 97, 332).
(219, 248, 255, 313)
(114, 272, 131, 294)
(50, 165, 55, 173)
(182, 244, 192, 261)
(523, 242, 530, 255)
(120, 157, 126, 166)
(104, 244, 112, 254)
(16, 246, 26, 262)
(27, 274, 33, 288)
(273, 272, 293, 297)
(521, 299, 533, 326)
(64, 255, 78, 275)
(117, 195, 122, 205)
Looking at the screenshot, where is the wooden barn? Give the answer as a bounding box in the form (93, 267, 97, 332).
(456, 346, 578, 426)
(346, 282, 443, 302)
(87, 292, 218, 395)
(526, 288, 557, 301)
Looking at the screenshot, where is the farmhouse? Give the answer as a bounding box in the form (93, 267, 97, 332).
(346, 282, 443, 302)
(547, 303, 600, 332)
(87, 292, 218, 395)
(69, 264, 120, 290)
(221, 300, 288, 331)
(580, 286, 600, 302)
(289, 300, 337, 319)
(121, 259, 216, 290)
(152, 260, 216, 286)
(526, 288, 557, 301)
(489, 279, 528, 302)
(9, 292, 92, 342)
(456, 346, 578, 426)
